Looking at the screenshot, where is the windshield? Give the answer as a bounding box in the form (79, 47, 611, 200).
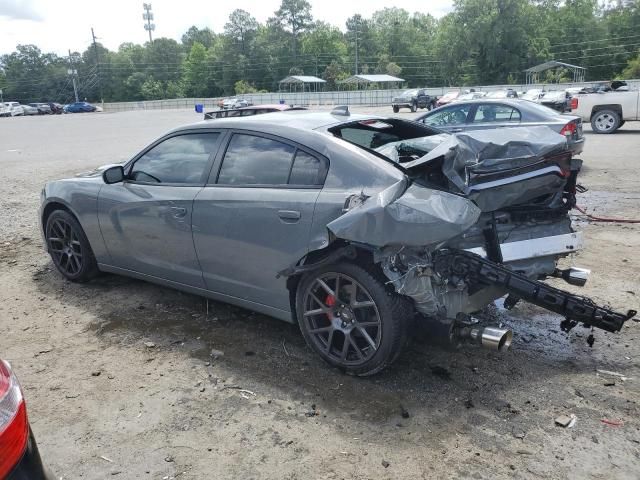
(401, 89, 417, 96)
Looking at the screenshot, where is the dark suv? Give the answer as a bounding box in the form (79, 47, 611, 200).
(391, 88, 436, 113)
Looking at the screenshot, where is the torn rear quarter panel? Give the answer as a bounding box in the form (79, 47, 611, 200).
(326, 181, 481, 248)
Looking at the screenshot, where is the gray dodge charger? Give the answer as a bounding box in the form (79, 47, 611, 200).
(40, 109, 635, 376)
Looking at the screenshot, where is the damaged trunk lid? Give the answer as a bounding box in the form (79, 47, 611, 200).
(402, 126, 577, 212)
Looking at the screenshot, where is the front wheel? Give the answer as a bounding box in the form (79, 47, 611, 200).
(392, 105, 399, 113)
(410, 103, 417, 113)
(296, 263, 411, 376)
(591, 109, 620, 134)
(45, 210, 98, 282)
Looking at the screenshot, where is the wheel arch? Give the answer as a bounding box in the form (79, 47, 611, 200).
(590, 104, 622, 119)
(41, 199, 79, 236)
(286, 241, 376, 321)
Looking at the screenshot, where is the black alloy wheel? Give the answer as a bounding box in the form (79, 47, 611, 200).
(296, 263, 411, 376)
(45, 210, 98, 282)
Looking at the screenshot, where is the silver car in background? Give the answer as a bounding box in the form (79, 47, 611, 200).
(415, 98, 585, 155)
(39, 110, 634, 376)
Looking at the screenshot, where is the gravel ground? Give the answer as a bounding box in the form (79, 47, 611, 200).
(0, 108, 639, 480)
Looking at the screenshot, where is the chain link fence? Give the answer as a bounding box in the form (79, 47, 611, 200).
(102, 79, 640, 113)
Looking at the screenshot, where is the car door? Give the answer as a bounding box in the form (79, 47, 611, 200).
(466, 103, 522, 131)
(192, 131, 328, 312)
(420, 103, 474, 132)
(98, 130, 223, 287)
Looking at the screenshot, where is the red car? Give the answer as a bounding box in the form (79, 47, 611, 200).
(1, 359, 52, 479)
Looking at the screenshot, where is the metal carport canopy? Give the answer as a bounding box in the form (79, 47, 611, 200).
(278, 75, 326, 92)
(339, 74, 405, 84)
(524, 61, 586, 83)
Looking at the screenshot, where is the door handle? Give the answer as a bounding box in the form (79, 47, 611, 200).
(278, 210, 301, 221)
(170, 206, 188, 218)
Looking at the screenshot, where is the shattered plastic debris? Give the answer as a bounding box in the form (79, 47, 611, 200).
(596, 369, 630, 382)
(554, 414, 576, 428)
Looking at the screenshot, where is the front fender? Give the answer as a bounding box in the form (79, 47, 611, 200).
(40, 179, 109, 263)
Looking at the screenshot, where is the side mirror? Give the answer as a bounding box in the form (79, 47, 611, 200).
(103, 165, 124, 184)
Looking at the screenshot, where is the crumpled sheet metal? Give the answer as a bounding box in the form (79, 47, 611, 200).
(327, 181, 481, 248)
(403, 126, 569, 193)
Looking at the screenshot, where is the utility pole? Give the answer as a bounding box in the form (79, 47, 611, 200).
(142, 3, 155, 44)
(68, 50, 79, 103)
(354, 26, 359, 76)
(91, 28, 103, 102)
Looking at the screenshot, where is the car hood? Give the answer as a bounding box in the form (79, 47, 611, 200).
(75, 163, 123, 178)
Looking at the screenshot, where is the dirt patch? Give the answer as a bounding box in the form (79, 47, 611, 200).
(1, 110, 639, 479)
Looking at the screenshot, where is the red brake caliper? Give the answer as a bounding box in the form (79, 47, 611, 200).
(325, 294, 336, 320)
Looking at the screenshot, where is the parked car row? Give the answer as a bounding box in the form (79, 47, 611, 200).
(408, 87, 573, 113)
(1, 101, 97, 117)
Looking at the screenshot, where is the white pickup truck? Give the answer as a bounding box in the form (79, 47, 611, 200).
(571, 90, 640, 133)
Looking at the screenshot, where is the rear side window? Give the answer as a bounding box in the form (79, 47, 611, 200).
(216, 133, 326, 187)
(289, 151, 327, 186)
(217, 134, 295, 185)
(473, 104, 521, 123)
(130, 133, 220, 184)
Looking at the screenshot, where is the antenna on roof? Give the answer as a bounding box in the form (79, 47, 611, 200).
(331, 105, 350, 116)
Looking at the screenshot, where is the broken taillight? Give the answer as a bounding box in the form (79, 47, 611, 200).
(0, 359, 29, 479)
(560, 121, 577, 137)
(570, 97, 578, 110)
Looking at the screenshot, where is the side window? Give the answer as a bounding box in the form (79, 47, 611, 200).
(130, 133, 220, 184)
(423, 105, 472, 127)
(217, 134, 295, 185)
(473, 104, 521, 123)
(289, 150, 327, 186)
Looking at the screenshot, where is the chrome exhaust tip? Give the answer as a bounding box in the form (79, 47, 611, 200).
(456, 325, 513, 351)
(480, 326, 513, 351)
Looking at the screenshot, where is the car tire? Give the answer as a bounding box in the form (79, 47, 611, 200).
(392, 105, 399, 113)
(591, 109, 621, 134)
(410, 103, 417, 113)
(296, 262, 412, 376)
(45, 210, 99, 282)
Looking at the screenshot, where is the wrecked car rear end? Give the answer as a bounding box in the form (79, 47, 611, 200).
(287, 116, 635, 374)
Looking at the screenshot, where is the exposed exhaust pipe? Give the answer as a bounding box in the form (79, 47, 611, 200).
(456, 326, 513, 351)
(554, 267, 590, 287)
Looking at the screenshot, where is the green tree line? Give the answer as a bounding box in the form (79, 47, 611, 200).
(1, 0, 639, 103)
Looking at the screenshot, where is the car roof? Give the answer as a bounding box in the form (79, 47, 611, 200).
(169, 110, 385, 154)
(174, 110, 379, 133)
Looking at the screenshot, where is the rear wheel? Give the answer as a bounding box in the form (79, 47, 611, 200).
(296, 263, 411, 376)
(392, 105, 399, 113)
(591, 109, 620, 134)
(45, 210, 98, 282)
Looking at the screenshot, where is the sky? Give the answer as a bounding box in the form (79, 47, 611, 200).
(0, 0, 454, 56)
